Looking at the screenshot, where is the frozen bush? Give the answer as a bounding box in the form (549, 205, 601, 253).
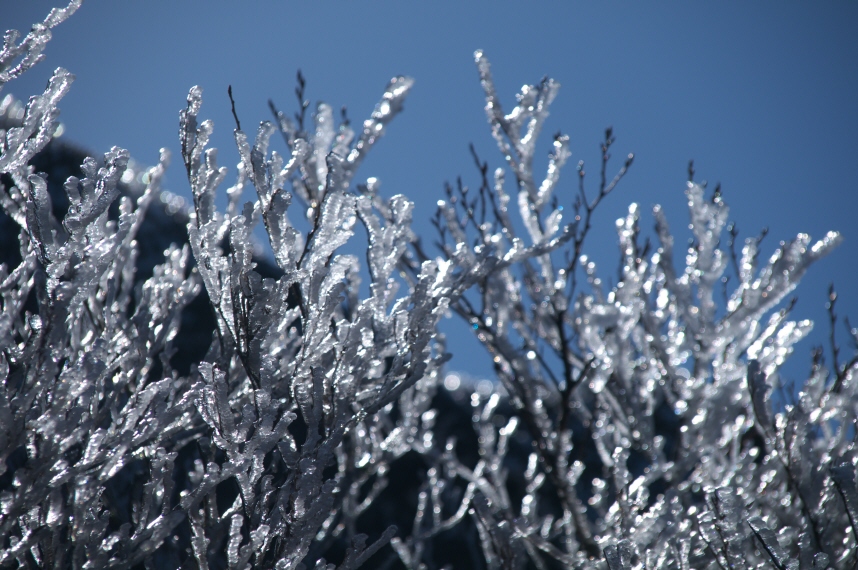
(1, 3, 857, 570)
(423, 51, 855, 570)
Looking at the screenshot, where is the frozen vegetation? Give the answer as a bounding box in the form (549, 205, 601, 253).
(1, 3, 857, 569)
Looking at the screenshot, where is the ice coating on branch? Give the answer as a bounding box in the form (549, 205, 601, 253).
(347, 75, 414, 173)
(176, 76, 526, 568)
(0, 0, 81, 90)
(0, 5, 855, 565)
(0, 68, 73, 194)
(180, 65, 594, 565)
(425, 51, 852, 569)
(475, 49, 560, 207)
(0, 16, 198, 564)
(0, 138, 198, 564)
(270, 73, 414, 213)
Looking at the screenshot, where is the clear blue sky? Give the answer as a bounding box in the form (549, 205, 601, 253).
(6, 1, 858, 385)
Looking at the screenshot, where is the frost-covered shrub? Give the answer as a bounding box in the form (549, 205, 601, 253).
(418, 53, 856, 570)
(1, 3, 858, 570)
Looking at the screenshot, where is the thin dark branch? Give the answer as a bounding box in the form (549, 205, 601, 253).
(227, 85, 241, 132)
(829, 284, 841, 383)
(294, 68, 309, 133)
(726, 222, 740, 281)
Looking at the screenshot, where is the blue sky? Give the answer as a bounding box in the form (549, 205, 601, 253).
(6, 1, 858, 384)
